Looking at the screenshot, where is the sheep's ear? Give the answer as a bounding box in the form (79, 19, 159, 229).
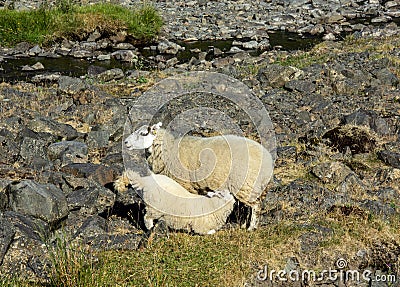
(150, 122, 162, 135)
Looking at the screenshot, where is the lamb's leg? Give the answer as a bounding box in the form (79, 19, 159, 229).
(144, 213, 154, 230)
(248, 203, 260, 231)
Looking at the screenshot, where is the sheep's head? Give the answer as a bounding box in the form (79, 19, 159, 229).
(125, 122, 162, 150)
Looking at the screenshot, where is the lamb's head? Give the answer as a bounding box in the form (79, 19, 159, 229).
(125, 122, 162, 150)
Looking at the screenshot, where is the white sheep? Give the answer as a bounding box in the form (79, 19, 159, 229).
(121, 170, 235, 235)
(124, 123, 274, 230)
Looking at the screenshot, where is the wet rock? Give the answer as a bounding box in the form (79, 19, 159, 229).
(61, 163, 119, 186)
(97, 54, 111, 61)
(157, 39, 184, 54)
(70, 49, 92, 58)
(31, 73, 61, 83)
(111, 50, 138, 62)
(7, 180, 69, 225)
(47, 141, 88, 166)
(28, 45, 41, 56)
(242, 40, 258, 49)
(21, 62, 44, 71)
(377, 150, 400, 169)
(257, 64, 303, 88)
(96, 68, 124, 82)
(87, 65, 107, 76)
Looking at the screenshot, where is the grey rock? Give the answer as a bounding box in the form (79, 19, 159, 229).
(47, 141, 88, 166)
(157, 39, 184, 54)
(70, 49, 92, 58)
(67, 183, 115, 215)
(13, 42, 30, 54)
(58, 76, 87, 94)
(96, 68, 124, 82)
(87, 65, 107, 76)
(27, 116, 79, 140)
(284, 80, 316, 93)
(359, 200, 396, 219)
(242, 40, 258, 49)
(377, 150, 400, 169)
(74, 215, 107, 239)
(87, 129, 110, 150)
(0, 216, 15, 265)
(8, 180, 68, 225)
(344, 109, 390, 136)
(83, 233, 141, 251)
(3, 211, 49, 242)
(372, 68, 399, 87)
(258, 64, 303, 88)
(19, 134, 52, 169)
(114, 42, 135, 50)
(28, 45, 41, 56)
(111, 50, 138, 62)
(87, 30, 102, 42)
(31, 73, 61, 83)
(0, 128, 20, 164)
(61, 163, 119, 186)
(311, 161, 354, 184)
(97, 54, 111, 61)
(21, 62, 44, 71)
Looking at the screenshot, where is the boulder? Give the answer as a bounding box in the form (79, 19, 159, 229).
(7, 180, 69, 225)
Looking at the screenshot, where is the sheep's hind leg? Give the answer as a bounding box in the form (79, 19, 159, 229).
(206, 190, 231, 199)
(248, 204, 260, 231)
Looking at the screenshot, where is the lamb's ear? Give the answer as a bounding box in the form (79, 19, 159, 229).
(135, 125, 151, 136)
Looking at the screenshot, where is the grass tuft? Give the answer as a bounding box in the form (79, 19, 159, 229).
(0, 2, 163, 46)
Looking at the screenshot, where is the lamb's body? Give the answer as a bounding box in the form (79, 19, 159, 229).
(146, 128, 274, 229)
(125, 170, 235, 235)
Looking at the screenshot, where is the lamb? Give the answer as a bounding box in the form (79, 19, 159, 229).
(121, 170, 235, 235)
(124, 123, 274, 230)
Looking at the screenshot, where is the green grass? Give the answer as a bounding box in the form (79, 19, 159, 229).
(0, 3, 163, 46)
(0, 214, 399, 287)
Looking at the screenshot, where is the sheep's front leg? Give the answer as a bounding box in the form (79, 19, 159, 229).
(248, 203, 260, 231)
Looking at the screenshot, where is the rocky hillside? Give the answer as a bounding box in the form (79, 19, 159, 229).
(0, 0, 399, 286)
